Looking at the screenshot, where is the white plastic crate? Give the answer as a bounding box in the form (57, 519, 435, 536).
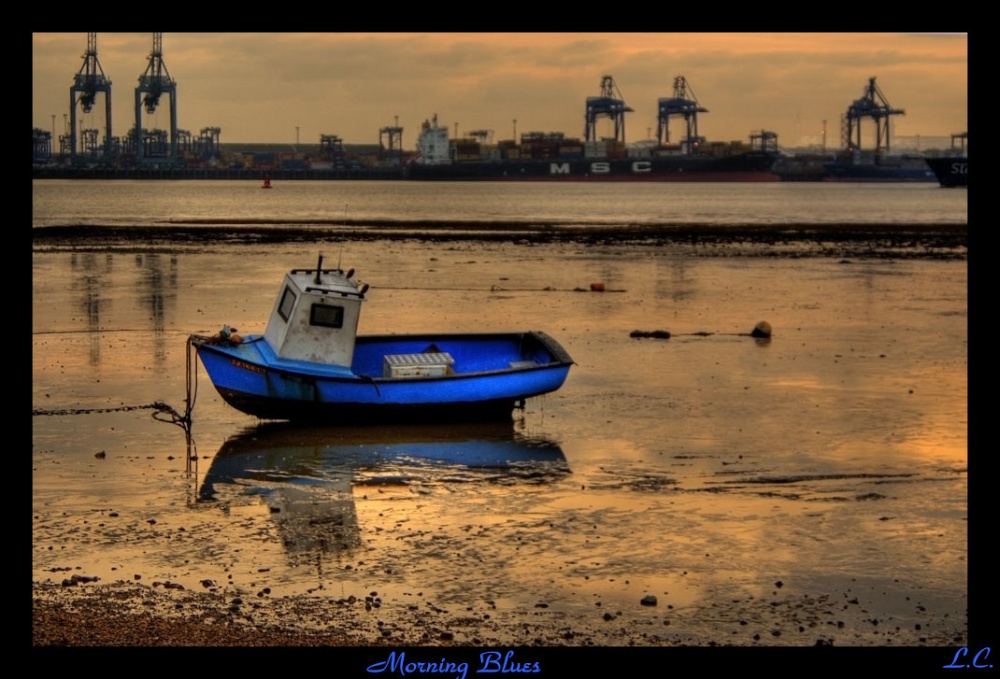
(383, 352, 455, 378)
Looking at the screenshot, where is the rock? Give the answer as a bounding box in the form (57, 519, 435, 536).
(70, 574, 99, 584)
(629, 330, 670, 339)
(751, 321, 772, 338)
(640, 595, 657, 606)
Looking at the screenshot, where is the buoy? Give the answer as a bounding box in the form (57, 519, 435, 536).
(751, 321, 772, 338)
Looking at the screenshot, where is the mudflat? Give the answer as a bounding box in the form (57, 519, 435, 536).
(33, 230, 969, 654)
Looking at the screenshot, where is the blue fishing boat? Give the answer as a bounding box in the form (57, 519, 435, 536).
(189, 254, 574, 422)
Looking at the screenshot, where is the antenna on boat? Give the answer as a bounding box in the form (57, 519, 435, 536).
(314, 253, 324, 284)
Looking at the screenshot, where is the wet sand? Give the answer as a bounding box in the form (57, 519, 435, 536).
(32, 227, 970, 658)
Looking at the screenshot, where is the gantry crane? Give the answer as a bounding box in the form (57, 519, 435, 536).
(195, 127, 222, 160)
(584, 75, 632, 144)
(842, 77, 904, 159)
(656, 76, 708, 154)
(379, 116, 404, 162)
(69, 32, 112, 165)
(320, 135, 346, 163)
(32, 128, 52, 164)
(135, 32, 179, 164)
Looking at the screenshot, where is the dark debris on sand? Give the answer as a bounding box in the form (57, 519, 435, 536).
(32, 223, 967, 259)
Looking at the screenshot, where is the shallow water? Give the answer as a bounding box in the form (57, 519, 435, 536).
(32, 239, 967, 645)
(31, 178, 967, 228)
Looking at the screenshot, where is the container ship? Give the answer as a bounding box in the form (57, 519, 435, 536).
(406, 76, 781, 183)
(407, 119, 780, 182)
(772, 151, 936, 182)
(925, 156, 968, 187)
(821, 150, 936, 182)
(924, 132, 968, 187)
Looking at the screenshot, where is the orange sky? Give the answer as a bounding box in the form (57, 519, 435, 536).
(32, 32, 968, 150)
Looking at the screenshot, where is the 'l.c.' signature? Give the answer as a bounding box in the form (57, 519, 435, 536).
(944, 647, 992, 669)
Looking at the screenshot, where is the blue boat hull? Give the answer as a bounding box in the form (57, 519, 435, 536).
(193, 331, 573, 422)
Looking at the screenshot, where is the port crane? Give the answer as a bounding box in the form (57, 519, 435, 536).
(320, 135, 346, 164)
(135, 32, 179, 165)
(584, 75, 632, 144)
(842, 77, 904, 159)
(657, 76, 708, 155)
(69, 32, 112, 165)
(379, 116, 404, 162)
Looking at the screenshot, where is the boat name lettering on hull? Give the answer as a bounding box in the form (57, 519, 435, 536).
(549, 161, 653, 176)
(231, 358, 267, 375)
(949, 162, 968, 175)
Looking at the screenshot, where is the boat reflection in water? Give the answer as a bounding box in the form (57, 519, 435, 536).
(198, 422, 569, 562)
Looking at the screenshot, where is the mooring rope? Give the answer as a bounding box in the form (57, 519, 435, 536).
(32, 335, 202, 432)
(183, 335, 199, 425)
(32, 401, 178, 417)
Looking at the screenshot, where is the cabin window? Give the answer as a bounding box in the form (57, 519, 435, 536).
(310, 303, 344, 329)
(278, 286, 296, 322)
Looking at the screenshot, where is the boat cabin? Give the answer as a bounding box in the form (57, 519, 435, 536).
(262, 255, 368, 367)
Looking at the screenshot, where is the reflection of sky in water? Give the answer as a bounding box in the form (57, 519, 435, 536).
(201, 426, 570, 500)
(32, 181, 968, 228)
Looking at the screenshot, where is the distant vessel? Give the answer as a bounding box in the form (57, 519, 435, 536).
(822, 152, 936, 183)
(407, 116, 779, 182)
(925, 157, 968, 187)
(772, 151, 937, 182)
(407, 76, 781, 182)
(925, 132, 968, 187)
(770, 153, 834, 182)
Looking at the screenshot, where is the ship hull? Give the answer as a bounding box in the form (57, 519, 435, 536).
(822, 160, 936, 183)
(925, 157, 968, 187)
(407, 153, 780, 182)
